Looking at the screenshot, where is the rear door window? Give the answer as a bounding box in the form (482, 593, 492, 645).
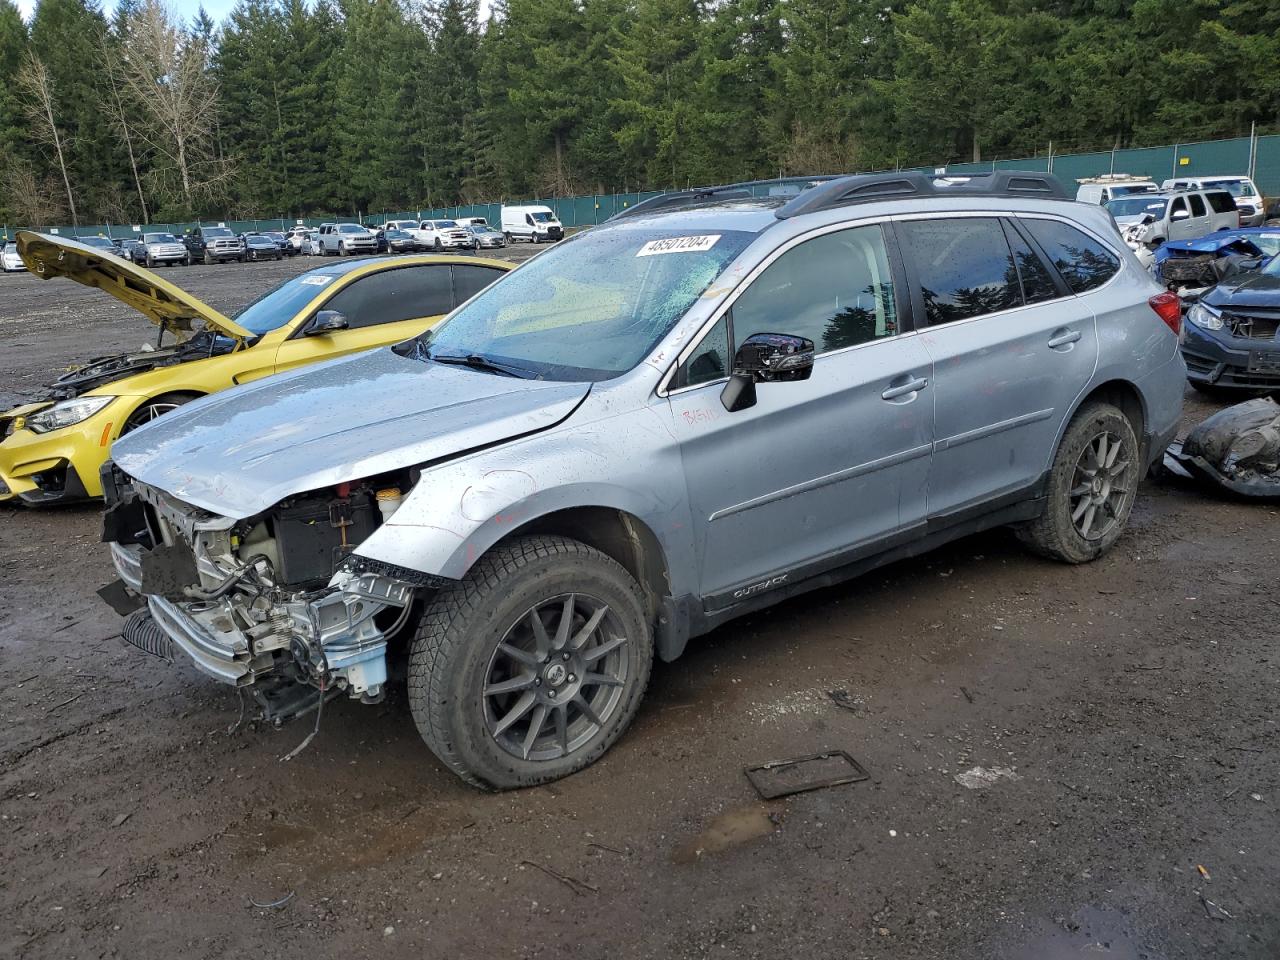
(1189, 194, 1206, 217)
(1206, 192, 1237, 214)
(1021, 219, 1120, 294)
(897, 217, 1022, 325)
(1002, 221, 1059, 304)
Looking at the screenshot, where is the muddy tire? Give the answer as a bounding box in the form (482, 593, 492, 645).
(1017, 401, 1140, 564)
(408, 535, 653, 790)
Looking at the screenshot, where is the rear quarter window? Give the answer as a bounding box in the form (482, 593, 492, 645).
(1022, 219, 1119, 294)
(1206, 192, 1237, 214)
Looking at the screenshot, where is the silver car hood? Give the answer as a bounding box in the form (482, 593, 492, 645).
(112, 348, 591, 518)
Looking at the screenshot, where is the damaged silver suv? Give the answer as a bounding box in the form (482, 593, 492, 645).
(101, 172, 1186, 789)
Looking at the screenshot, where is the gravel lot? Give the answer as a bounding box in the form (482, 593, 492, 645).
(2, 252, 1278, 959)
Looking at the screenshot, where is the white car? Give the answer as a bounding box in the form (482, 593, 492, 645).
(317, 222, 377, 256)
(417, 219, 473, 252)
(302, 230, 323, 256)
(1105, 187, 1240, 249)
(2, 241, 25, 272)
(1162, 176, 1264, 227)
(501, 204, 564, 243)
(1075, 176, 1157, 205)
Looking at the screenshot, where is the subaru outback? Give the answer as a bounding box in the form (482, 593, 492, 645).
(99, 172, 1185, 789)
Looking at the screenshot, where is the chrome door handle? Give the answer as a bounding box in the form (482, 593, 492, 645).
(881, 376, 929, 401)
(1048, 329, 1082, 349)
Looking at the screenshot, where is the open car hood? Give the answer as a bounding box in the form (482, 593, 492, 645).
(16, 231, 253, 342)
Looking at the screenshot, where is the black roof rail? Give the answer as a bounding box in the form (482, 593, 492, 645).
(608, 176, 841, 222)
(775, 170, 1070, 219)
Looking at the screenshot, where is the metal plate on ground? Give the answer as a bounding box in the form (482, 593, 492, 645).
(745, 750, 870, 800)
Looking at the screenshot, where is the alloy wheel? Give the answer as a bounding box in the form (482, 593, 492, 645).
(482, 593, 630, 762)
(1069, 431, 1132, 541)
(123, 401, 182, 433)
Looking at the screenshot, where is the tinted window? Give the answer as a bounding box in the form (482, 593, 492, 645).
(1022, 219, 1120, 294)
(451, 264, 505, 305)
(1004, 221, 1059, 304)
(675, 316, 730, 387)
(898, 218, 1021, 325)
(733, 224, 899, 351)
(1206, 191, 1237, 214)
(321, 266, 453, 330)
(1189, 194, 1206, 217)
(1170, 197, 1187, 218)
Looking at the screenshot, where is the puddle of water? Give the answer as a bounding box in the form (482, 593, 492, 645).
(672, 805, 778, 863)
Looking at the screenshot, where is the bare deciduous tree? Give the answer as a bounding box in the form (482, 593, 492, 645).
(16, 52, 78, 227)
(2, 159, 69, 227)
(99, 37, 151, 224)
(113, 0, 234, 211)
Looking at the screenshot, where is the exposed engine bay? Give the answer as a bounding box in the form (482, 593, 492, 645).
(101, 462, 448, 720)
(38, 331, 239, 403)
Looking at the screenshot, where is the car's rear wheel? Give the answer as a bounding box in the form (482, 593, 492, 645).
(408, 535, 653, 790)
(1017, 401, 1140, 564)
(121, 392, 199, 435)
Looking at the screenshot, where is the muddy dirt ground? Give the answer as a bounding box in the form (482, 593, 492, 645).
(2, 253, 1278, 959)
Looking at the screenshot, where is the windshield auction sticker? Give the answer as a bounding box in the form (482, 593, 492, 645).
(300, 275, 335, 286)
(637, 235, 721, 257)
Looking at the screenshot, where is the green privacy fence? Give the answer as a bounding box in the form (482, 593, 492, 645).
(7, 132, 1279, 242)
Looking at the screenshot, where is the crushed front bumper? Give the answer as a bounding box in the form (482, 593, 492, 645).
(1182, 322, 1280, 391)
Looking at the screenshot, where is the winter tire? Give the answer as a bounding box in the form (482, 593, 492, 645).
(1017, 401, 1140, 564)
(408, 535, 653, 790)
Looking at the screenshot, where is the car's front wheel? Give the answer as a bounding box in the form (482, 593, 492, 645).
(121, 392, 199, 434)
(1017, 401, 1140, 564)
(408, 535, 653, 790)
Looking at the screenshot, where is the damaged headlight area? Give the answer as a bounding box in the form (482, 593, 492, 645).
(100, 463, 450, 719)
(1186, 302, 1224, 331)
(25, 395, 115, 433)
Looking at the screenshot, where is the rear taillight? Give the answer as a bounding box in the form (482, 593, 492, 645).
(1149, 291, 1182, 338)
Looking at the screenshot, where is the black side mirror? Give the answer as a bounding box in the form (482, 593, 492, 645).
(305, 310, 349, 336)
(720, 333, 815, 412)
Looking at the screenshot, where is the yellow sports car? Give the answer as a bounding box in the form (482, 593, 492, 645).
(0, 232, 511, 505)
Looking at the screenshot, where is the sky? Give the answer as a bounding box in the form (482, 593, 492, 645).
(17, 0, 247, 20)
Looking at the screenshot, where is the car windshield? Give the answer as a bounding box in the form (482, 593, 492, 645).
(1110, 185, 1154, 197)
(144, 233, 177, 243)
(1203, 179, 1255, 198)
(416, 227, 755, 381)
(436, 221, 458, 229)
(204, 228, 233, 238)
(387, 230, 408, 239)
(339, 224, 364, 233)
(3, 242, 15, 253)
(1106, 197, 1168, 219)
(531, 212, 556, 223)
(80, 237, 114, 248)
(233, 270, 339, 335)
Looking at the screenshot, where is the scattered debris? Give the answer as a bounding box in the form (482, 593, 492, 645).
(960, 686, 975, 704)
(1201, 896, 1232, 921)
(745, 750, 870, 800)
(1198, 864, 1211, 880)
(248, 890, 295, 909)
(1250, 793, 1264, 802)
(519, 859, 597, 895)
(586, 841, 625, 856)
(1164, 398, 1280, 499)
(826, 689, 862, 713)
(47, 694, 81, 713)
(954, 766, 1020, 790)
(110, 812, 132, 828)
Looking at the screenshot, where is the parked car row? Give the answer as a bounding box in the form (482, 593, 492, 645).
(2, 170, 1189, 791)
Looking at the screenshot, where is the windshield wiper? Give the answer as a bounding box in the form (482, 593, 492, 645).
(426, 351, 535, 379)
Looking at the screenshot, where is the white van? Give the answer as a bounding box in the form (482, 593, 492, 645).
(501, 205, 563, 243)
(1075, 176, 1157, 205)
(1160, 176, 1264, 226)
